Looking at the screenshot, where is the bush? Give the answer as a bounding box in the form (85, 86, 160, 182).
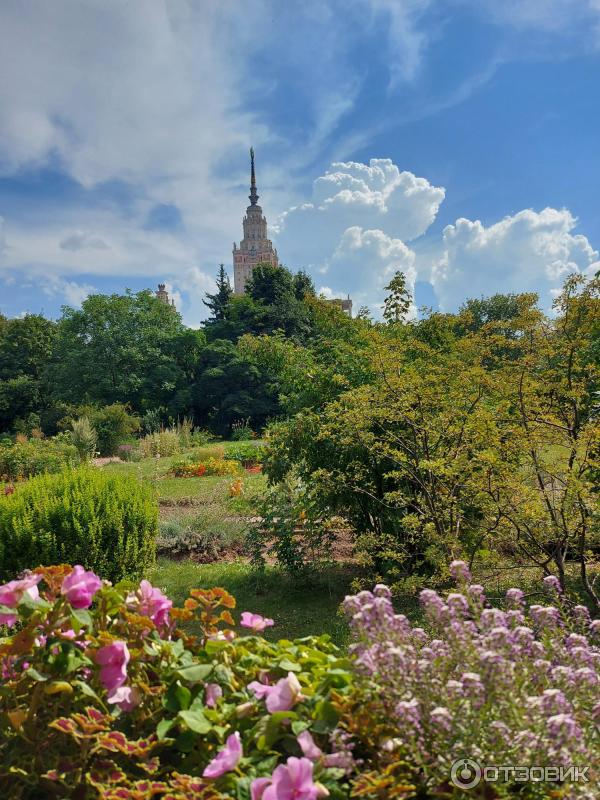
(69, 416, 97, 461)
(0, 468, 157, 582)
(0, 434, 79, 480)
(62, 403, 140, 456)
(0, 564, 353, 798)
(157, 512, 244, 561)
(139, 429, 181, 458)
(231, 418, 256, 440)
(117, 443, 142, 462)
(248, 477, 338, 575)
(224, 441, 265, 467)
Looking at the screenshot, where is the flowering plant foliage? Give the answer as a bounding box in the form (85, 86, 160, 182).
(341, 562, 600, 798)
(0, 564, 353, 799)
(171, 458, 241, 478)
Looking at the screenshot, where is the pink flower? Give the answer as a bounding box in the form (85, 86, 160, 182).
(251, 777, 272, 800)
(107, 684, 140, 711)
(96, 641, 129, 694)
(61, 566, 102, 609)
(297, 730, 323, 760)
(240, 611, 274, 632)
(205, 683, 223, 708)
(133, 580, 172, 628)
(249, 672, 304, 712)
(0, 574, 42, 626)
(203, 732, 242, 778)
(262, 757, 324, 800)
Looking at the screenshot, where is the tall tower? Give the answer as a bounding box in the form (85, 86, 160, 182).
(233, 148, 279, 294)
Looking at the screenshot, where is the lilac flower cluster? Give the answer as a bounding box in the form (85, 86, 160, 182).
(343, 566, 599, 797)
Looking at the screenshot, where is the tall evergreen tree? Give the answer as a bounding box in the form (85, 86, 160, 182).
(203, 264, 233, 322)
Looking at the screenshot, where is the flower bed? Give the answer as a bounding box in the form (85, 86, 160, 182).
(0, 561, 598, 798)
(171, 457, 241, 478)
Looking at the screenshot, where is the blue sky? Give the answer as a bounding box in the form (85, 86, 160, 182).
(0, 0, 599, 324)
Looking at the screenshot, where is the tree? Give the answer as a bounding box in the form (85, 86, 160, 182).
(382, 271, 412, 323)
(293, 270, 315, 300)
(203, 264, 233, 322)
(47, 291, 199, 414)
(0, 314, 56, 432)
(190, 339, 279, 435)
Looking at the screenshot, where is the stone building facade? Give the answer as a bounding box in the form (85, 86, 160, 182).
(232, 148, 279, 294)
(155, 283, 176, 309)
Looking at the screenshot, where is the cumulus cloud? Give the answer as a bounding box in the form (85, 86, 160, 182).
(272, 158, 442, 313)
(431, 207, 600, 310)
(330, 227, 417, 314)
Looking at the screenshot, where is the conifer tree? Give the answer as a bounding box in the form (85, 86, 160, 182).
(203, 264, 233, 321)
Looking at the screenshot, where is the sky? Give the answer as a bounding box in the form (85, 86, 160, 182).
(0, 0, 599, 325)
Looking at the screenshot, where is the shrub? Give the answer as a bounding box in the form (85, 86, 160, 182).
(141, 407, 163, 435)
(231, 418, 256, 440)
(88, 403, 140, 456)
(117, 442, 141, 462)
(0, 468, 157, 582)
(139, 428, 181, 458)
(69, 416, 97, 462)
(340, 563, 600, 797)
(248, 477, 338, 575)
(0, 434, 79, 480)
(0, 564, 353, 798)
(224, 441, 265, 468)
(156, 512, 244, 561)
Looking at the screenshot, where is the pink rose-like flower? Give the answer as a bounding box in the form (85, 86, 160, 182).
(205, 682, 223, 708)
(262, 757, 324, 800)
(107, 684, 140, 711)
(134, 579, 172, 628)
(251, 777, 272, 800)
(0, 574, 42, 627)
(96, 641, 130, 694)
(297, 730, 323, 760)
(249, 672, 304, 713)
(61, 566, 102, 609)
(240, 611, 274, 632)
(203, 732, 242, 778)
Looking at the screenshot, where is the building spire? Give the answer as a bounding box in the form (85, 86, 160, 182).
(249, 146, 259, 206)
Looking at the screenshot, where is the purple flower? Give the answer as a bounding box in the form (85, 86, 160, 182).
(96, 641, 129, 694)
(205, 683, 223, 708)
(450, 560, 471, 584)
(130, 579, 172, 629)
(543, 575, 562, 594)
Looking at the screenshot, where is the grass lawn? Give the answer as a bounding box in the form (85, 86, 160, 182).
(150, 558, 357, 645)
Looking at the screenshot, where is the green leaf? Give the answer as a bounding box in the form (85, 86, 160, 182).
(277, 658, 301, 672)
(178, 709, 212, 734)
(156, 718, 176, 740)
(176, 663, 213, 683)
(72, 680, 103, 703)
(24, 667, 49, 682)
(71, 608, 92, 631)
(164, 680, 192, 712)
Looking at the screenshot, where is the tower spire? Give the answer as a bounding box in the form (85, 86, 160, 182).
(249, 146, 259, 206)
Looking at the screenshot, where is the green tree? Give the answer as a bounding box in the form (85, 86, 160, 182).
(382, 271, 412, 323)
(203, 264, 233, 322)
(48, 291, 201, 414)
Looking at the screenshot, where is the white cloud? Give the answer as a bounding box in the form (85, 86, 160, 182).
(330, 226, 417, 314)
(431, 207, 600, 310)
(275, 158, 444, 268)
(42, 277, 96, 308)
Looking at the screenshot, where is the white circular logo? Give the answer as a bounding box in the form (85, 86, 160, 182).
(450, 758, 482, 789)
